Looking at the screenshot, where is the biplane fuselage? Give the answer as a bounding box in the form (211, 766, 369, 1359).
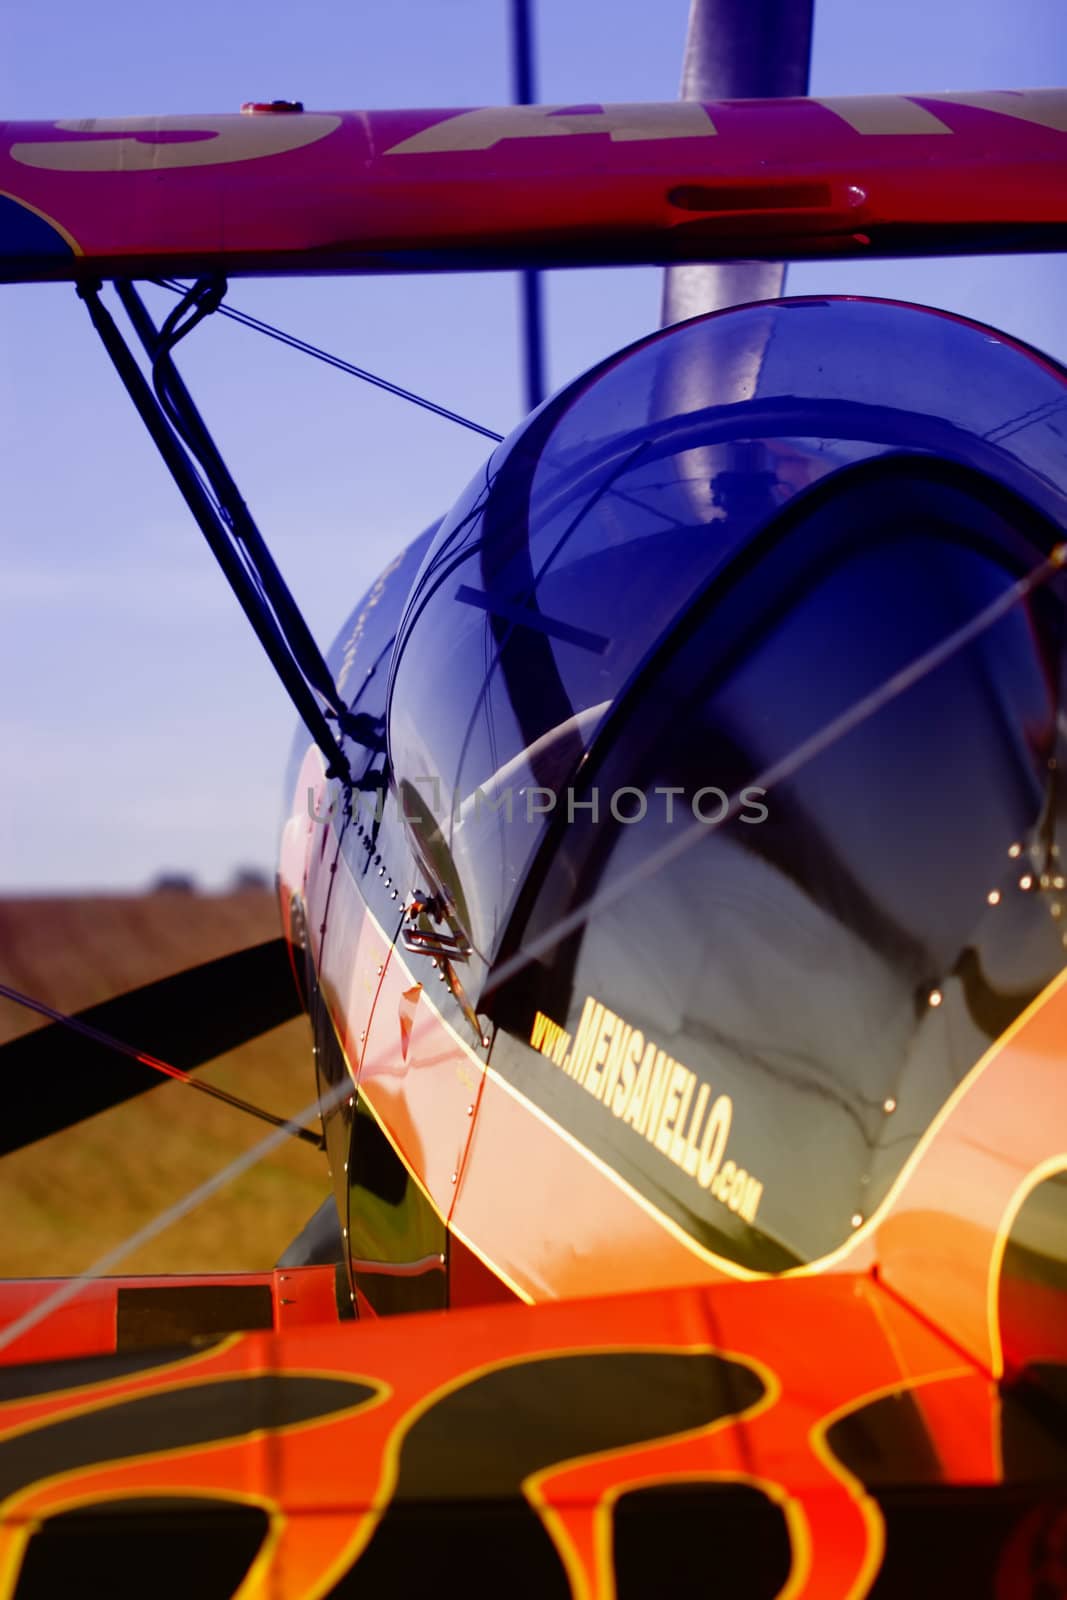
(1, 86, 1066, 1600)
(276, 288, 1067, 1396)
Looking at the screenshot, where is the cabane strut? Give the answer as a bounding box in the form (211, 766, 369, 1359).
(79, 277, 378, 785)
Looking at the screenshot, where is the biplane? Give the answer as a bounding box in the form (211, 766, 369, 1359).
(1, 0, 1066, 1593)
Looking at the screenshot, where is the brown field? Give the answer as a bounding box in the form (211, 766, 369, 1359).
(0, 891, 327, 1277)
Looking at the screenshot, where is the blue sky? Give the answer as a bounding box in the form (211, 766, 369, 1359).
(1, 0, 1065, 890)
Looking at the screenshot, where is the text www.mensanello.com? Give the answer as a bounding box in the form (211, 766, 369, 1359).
(529, 996, 763, 1225)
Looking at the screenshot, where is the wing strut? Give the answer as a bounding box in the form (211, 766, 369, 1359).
(78, 277, 368, 786)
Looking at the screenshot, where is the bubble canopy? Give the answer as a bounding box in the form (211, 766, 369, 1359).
(387, 297, 1067, 971)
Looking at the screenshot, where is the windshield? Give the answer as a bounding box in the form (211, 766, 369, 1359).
(388, 298, 1067, 975)
(488, 460, 1067, 1270)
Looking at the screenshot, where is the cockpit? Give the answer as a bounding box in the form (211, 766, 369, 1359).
(385, 297, 1067, 1272)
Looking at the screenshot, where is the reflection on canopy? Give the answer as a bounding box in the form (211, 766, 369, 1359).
(388, 297, 1067, 969)
(503, 462, 1066, 1267)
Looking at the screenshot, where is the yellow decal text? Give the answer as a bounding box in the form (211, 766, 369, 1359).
(815, 95, 953, 135)
(386, 103, 716, 156)
(529, 997, 763, 1225)
(11, 114, 341, 173)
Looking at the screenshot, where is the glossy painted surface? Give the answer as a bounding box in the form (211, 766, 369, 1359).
(0, 1271, 332, 1368)
(1, 92, 1066, 280)
(0, 1273, 1063, 1598)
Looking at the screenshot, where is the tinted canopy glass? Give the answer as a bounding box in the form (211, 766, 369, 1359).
(495, 463, 1067, 1270)
(387, 298, 1067, 972)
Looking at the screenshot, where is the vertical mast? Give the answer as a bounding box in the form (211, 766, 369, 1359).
(661, 0, 813, 326)
(512, 0, 547, 410)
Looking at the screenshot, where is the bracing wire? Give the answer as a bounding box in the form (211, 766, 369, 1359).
(0, 979, 324, 1148)
(157, 279, 506, 443)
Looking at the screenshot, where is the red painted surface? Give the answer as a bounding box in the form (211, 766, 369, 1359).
(0, 1280, 117, 1367)
(1, 91, 1064, 279)
(0, 1275, 1018, 1598)
(0, 1272, 287, 1366)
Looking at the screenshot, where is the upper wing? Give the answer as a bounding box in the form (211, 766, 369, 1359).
(1, 91, 1065, 282)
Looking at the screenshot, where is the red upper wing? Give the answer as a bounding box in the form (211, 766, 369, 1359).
(1, 91, 1065, 281)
